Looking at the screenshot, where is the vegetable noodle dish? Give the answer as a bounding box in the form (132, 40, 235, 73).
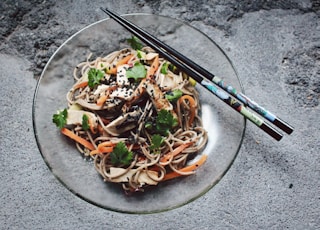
(53, 37, 208, 193)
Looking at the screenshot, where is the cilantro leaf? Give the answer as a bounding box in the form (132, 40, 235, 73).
(110, 142, 133, 166)
(155, 109, 178, 136)
(160, 62, 169, 74)
(126, 62, 146, 81)
(150, 134, 164, 154)
(52, 108, 68, 129)
(127, 36, 144, 50)
(165, 89, 183, 102)
(82, 114, 89, 131)
(88, 68, 104, 88)
(137, 50, 146, 59)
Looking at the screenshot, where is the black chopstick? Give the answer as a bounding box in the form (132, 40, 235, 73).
(100, 8, 288, 141)
(101, 8, 294, 135)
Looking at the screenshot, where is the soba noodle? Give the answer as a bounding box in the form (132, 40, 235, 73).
(55, 46, 208, 193)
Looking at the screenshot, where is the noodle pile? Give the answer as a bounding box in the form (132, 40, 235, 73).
(58, 46, 208, 193)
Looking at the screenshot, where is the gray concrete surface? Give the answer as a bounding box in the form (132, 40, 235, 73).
(1, 0, 319, 229)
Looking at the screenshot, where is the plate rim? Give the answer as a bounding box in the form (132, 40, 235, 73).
(32, 13, 246, 214)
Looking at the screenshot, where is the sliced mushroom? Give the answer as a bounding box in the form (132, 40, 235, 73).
(109, 167, 158, 185)
(156, 71, 184, 91)
(93, 84, 109, 96)
(105, 110, 142, 136)
(66, 109, 97, 129)
(145, 52, 158, 61)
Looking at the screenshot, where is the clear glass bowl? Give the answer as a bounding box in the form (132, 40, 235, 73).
(33, 14, 245, 213)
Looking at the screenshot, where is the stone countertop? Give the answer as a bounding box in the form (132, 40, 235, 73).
(1, 1, 319, 229)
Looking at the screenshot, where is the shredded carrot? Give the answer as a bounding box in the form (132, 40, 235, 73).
(96, 85, 118, 107)
(98, 146, 114, 153)
(97, 141, 116, 152)
(162, 154, 208, 181)
(89, 149, 101, 156)
(87, 116, 96, 134)
(97, 141, 115, 148)
(160, 142, 193, 164)
(96, 95, 109, 107)
(74, 81, 88, 90)
(147, 55, 159, 78)
(108, 54, 134, 74)
(61, 128, 95, 151)
(90, 141, 116, 156)
(126, 56, 160, 106)
(178, 95, 196, 126)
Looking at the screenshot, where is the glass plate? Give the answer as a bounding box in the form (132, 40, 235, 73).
(33, 14, 245, 213)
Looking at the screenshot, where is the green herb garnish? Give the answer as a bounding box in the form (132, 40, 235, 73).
(137, 50, 146, 59)
(88, 68, 104, 88)
(155, 109, 178, 136)
(52, 108, 68, 129)
(127, 36, 143, 50)
(126, 62, 147, 81)
(150, 134, 164, 154)
(165, 89, 183, 102)
(110, 142, 133, 166)
(82, 114, 89, 131)
(160, 62, 169, 74)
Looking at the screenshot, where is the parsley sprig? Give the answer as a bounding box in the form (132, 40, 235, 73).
(126, 62, 146, 81)
(156, 109, 178, 135)
(110, 142, 133, 166)
(82, 114, 89, 131)
(165, 89, 183, 102)
(145, 109, 178, 136)
(160, 62, 169, 74)
(52, 108, 68, 129)
(88, 68, 104, 88)
(127, 36, 144, 50)
(150, 134, 164, 154)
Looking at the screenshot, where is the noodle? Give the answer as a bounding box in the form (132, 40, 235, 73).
(56, 46, 208, 193)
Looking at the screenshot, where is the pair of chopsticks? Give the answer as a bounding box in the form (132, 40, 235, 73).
(100, 8, 294, 141)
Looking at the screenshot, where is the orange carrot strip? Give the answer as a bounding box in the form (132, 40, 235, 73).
(96, 95, 109, 107)
(90, 141, 116, 156)
(89, 149, 101, 156)
(178, 95, 196, 126)
(96, 85, 118, 107)
(126, 56, 160, 106)
(87, 116, 96, 134)
(97, 141, 116, 152)
(160, 142, 193, 163)
(98, 146, 114, 153)
(74, 81, 88, 90)
(61, 128, 95, 151)
(108, 54, 134, 74)
(97, 141, 115, 148)
(147, 55, 159, 78)
(162, 154, 208, 181)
